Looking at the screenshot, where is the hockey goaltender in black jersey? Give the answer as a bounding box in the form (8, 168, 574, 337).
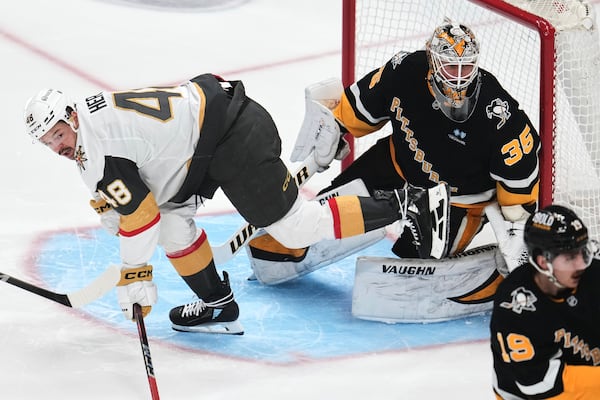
(245, 22, 536, 290)
(328, 44, 540, 257)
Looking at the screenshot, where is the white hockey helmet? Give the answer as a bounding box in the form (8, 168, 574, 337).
(24, 88, 76, 141)
(426, 21, 481, 122)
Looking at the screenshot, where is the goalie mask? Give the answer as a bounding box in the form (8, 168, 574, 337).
(426, 21, 481, 122)
(24, 88, 76, 141)
(524, 205, 596, 286)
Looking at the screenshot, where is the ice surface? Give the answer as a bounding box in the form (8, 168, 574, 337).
(0, 0, 548, 398)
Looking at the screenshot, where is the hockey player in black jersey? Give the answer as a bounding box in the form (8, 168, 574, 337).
(248, 20, 539, 284)
(327, 20, 539, 260)
(490, 205, 600, 399)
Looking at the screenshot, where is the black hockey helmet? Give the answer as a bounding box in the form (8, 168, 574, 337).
(524, 204, 589, 260)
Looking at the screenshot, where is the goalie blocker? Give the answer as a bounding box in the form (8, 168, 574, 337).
(352, 244, 506, 323)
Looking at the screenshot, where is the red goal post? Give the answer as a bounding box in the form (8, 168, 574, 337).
(341, 0, 600, 239)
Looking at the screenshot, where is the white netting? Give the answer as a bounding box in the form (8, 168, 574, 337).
(347, 0, 600, 239)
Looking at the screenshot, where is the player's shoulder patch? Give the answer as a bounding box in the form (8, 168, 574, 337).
(390, 51, 410, 69)
(485, 97, 512, 129)
(499, 286, 538, 314)
(74, 145, 88, 172)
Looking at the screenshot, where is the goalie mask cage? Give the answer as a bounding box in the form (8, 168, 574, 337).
(341, 0, 600, 239)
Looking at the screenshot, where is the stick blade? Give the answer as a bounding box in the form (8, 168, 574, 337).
(66, 265, 121, 308)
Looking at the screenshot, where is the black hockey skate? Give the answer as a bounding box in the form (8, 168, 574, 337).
(374, 182, 450, 259)
(169, 271, 244, 335)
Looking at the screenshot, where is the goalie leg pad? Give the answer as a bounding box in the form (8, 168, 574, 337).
(248, 228, 386, 285)
(250, 178, 375, 285)
(352, 244, 506, 323)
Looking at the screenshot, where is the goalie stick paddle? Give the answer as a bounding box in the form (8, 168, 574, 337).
(133, 303, 160, 400)
(212, 153, 320, 265)
(0, 265, 121, 308)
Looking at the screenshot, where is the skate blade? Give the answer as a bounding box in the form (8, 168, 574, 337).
(427, 184, 451, 259)
(172, 319, 244, 335)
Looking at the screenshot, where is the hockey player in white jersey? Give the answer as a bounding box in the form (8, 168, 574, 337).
(24, 74, 449, 334)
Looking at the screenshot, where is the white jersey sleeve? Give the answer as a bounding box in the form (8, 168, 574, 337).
(74, 82, 204, 266)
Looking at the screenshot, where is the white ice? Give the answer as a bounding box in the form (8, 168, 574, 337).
(0, 0, 507, 398)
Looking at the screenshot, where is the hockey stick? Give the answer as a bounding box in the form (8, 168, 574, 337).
(0, 265, 121, 308)
(212, 153, 320, 265)
(133, 303, 160, 400)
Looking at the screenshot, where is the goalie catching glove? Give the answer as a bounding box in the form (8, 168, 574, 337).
(116, 264, 157, 320)
(291, 78, 349, 171)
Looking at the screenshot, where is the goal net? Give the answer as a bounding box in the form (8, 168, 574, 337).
(342, 0, 600, 239)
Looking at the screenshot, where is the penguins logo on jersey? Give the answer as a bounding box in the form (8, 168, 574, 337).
(485, 98, 511, 129)
(500, 286, 537, 314)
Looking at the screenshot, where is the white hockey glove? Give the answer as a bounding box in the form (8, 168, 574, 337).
(90, 197, 120, 236)
(485, 203, 530, 275)
(291, 78, 346, 171)
(116, 264, 157, 320)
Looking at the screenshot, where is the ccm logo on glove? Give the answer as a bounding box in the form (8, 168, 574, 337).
(120, 268, 153, 282)
(89, 198, 113, 214)
(117, 265, 157, 320)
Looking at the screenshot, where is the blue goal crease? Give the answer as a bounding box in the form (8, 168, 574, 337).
(32, 213, 491, 364)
